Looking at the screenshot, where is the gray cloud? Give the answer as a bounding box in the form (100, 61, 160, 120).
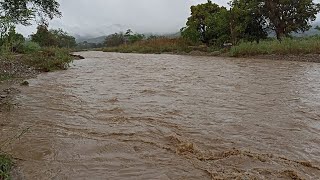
(16, 0, 319, 37)
(17, 0, 229, 37)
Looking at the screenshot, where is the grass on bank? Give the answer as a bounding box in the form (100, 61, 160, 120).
(0, 154, 12, 180)
(230, 36, 320, 57)
(102, 36, 320, 57)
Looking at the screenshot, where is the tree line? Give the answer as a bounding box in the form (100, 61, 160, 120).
(181, 0, 320, 46)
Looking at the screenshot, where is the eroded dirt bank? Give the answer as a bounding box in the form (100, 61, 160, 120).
(1, 52, 320, 179)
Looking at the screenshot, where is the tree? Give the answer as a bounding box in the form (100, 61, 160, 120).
(50, 29, 77, 48)
(31, 24, 56, 47)
(0, 0, 61, 25)
(104, 33, 125, 47)
(182, 0, 232, 46)
(0, 25, 25, 52)
(185, 0, 224, 44)
(230, 0, 268, 43)
(263, 0, 320, 40)
(128, 33, 145, 44)
(31, 24, 76, 48)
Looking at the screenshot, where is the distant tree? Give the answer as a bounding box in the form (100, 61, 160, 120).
(31, 25, 76, 48)
(125, 29, 133, 37)
(316, 26, 320, 31)
(0, 0, 61, 25)
(128, 33, 145, 44)
(263, 0, 320, 40)
(31, 24, 56, 47)
(50, 29, 76, 48)
(104, 33, 125, 47)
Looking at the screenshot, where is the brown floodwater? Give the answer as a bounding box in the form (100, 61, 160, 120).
(1, 52, 320, 179)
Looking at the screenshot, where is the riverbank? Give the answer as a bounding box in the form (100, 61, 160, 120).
(102, 37, 320, 63)
(0, 48, 77, 180)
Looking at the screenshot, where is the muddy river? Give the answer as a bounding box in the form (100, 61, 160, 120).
(1, 52, 320, 179)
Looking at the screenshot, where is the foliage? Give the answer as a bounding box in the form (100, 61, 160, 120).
(31, 24, 76, 48)
(181, 0, 320, 46)
(103, 38, 192, 54)
(22, 41, 41, 53)
(0, 0, 61, 25)
(230, 0, 268, 43)
(0, 26, 25, 53)
(128, 34, 145, 44)
(104, 32, 125, 47)
(50, 29, 77, 48)
(31, 24, 56, 47)
(0, 73, 12, 81)
(104, 29, 146, 47)
(0, 154, 12, 180)
(263, 0, 320, 40)
(230, 36, 320, 57)
(182, 1, 225, 45)
(22, 47, 73, 72)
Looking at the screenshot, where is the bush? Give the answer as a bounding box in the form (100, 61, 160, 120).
(22, 47, 73, 72)
(0, 154, 12, 180)
(22, 41, 41, 54)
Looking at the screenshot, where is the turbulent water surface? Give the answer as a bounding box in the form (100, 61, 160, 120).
(1, 52, 320, 179)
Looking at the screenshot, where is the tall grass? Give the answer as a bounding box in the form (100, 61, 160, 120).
(230, 37, 320, 57)
(103, 38, 193, 54)
(0, 154, 12, 180)
(0, 73, 12, 82)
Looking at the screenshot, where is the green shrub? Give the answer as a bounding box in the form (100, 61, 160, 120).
(0, 73, 12, 82)
(22, 47, 73, 72)
(0, 154, 12, 180)
(21, 41, 41, 54)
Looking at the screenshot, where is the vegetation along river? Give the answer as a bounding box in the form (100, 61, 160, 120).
(1, 51, 320, 179)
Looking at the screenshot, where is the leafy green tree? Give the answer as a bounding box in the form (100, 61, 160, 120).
(31, 25, 76, 48)
(180, 26, 201, 43)
(182, 0, 223, 45)
(263, 0, 320, 40)
(31, 24, 56, 47)
(0, 26, 25, 52)
(0, 0, 61, 25)
(230, 0, 268, 43)
(207, 7, 230, 45)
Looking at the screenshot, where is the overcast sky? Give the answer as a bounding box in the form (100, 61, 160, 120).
(17, 0, 319, 38)
(17, 0, 229, 37)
